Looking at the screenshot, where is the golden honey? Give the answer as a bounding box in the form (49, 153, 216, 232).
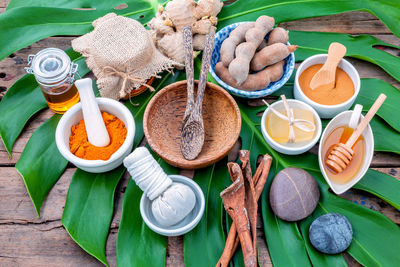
(25, 47, 80, 114)
(322, 126, 365, 184)
(40, 83, 80, 114)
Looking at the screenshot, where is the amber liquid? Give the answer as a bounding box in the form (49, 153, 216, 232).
(40, 83, 80, 114)
(322, 126, 365, 184)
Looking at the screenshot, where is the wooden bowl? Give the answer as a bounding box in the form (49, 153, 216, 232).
(144, 80, 241, 169)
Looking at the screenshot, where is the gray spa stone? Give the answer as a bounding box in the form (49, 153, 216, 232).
(309, 213, 353, 254)
(269, 167, 320, 221)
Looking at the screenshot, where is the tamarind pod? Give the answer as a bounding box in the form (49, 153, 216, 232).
(257, 39, 268, 51)
(245, 27, 265, 47)
(220, 22, 255, 67)
(229, 43, 257, 84)
(245, 15, 274, 46)
(269, 60, 286, 82)
(250, 43, 297, 71)
(267, 27, 289, 45)
(255, 15, 275, 32)
(229, 15, 274, 83)
(215, 62, 270, 91)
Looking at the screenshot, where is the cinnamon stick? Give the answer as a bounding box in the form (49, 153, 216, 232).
(221, 163, 257, 267)
(216, 154, 272, 267)
(239, 150, 257, 254)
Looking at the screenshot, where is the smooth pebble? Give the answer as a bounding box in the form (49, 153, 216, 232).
(269, 167, 320, 221)
(309, 213, 353, 254)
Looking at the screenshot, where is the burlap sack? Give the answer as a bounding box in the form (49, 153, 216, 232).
(72, 13, 179, 99)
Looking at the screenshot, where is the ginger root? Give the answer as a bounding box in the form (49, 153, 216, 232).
(148, 0, 223, 65)
(215, 61, 285, 91)
(158, 32, 185, 65)
(251, 43, 297, 71)
(193, 34, 207, 50)
(228, 16, 275, 84)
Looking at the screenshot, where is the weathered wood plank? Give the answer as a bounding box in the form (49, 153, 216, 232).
(280, 11, 392, 34)
(0, 37, 75, 97)
(0, 224, 108, 267)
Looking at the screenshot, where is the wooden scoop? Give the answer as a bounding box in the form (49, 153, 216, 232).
(180, 29, 215, 160)
(326, 94, 386, 173)
(75, 78, 110, 147)
(310, 42, 347, 90)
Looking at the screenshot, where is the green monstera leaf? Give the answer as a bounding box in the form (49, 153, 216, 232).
(1, 0, 400, 266)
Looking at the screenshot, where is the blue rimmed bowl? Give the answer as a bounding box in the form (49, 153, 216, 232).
(210, 22, 295, 99)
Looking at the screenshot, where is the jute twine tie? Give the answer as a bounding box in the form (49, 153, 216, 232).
(263, 95, 315, 143)
(101, 66, 155, 97)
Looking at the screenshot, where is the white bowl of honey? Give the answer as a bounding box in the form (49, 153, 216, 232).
(56, 97, 135, 173)
(261, 98, 322, 155)
(318, 110, 374, 194)
(294, 54, 360, 119)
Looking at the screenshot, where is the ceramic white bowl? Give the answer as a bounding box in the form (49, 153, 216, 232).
(55, 98, 135, 173)
(140, 175, 205, 236)
(294, 54, 360, 119)
(261, 99, 322, 155)
(318, 110, 374, 194)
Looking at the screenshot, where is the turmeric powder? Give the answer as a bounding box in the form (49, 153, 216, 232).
(69, 112, 127, 160)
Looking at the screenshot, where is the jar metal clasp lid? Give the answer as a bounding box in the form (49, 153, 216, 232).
(25, 53, 79, 84)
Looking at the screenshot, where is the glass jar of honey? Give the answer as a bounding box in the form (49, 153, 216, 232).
(25, 48, 80, 114)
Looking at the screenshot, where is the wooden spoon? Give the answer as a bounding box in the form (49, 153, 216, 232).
(310, 42, 347, 90)
(180, 29, 215, 160)
(326, 93, 386, 173)
(182, 26, 195, 126)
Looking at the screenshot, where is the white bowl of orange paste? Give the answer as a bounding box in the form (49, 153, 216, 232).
(294, 54, 360, 119)
(56, 98, 135, 173)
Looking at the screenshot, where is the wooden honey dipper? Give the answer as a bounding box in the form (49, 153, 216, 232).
(326, 93, 386, 173)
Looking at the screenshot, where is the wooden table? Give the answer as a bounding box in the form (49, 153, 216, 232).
(1, 2, 400, 266)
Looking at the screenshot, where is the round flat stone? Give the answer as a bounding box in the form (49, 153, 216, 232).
(309, 213, 353, 254)
(269, 167, 320, 221)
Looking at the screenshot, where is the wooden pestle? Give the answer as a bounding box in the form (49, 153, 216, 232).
(310, 42, 346, 90)
(326, 93, 386, 173)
